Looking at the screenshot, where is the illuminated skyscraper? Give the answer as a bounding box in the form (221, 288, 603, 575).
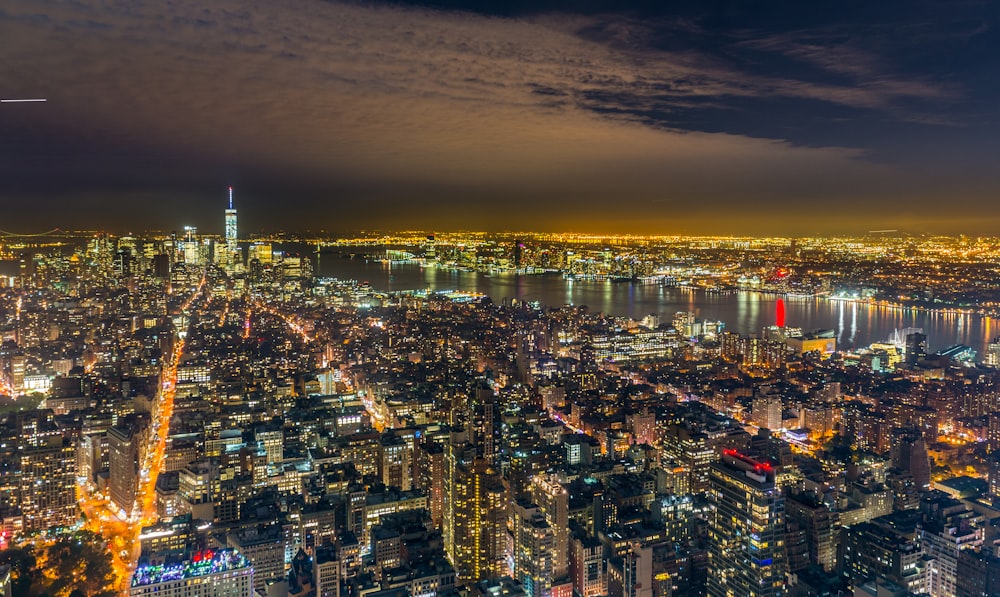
(12, 412, 78, 535)
(444, 431, 505, 581)
(707, 450, 786, 597)
(225, 187, 238, 248)
(511, 499, 555, 597)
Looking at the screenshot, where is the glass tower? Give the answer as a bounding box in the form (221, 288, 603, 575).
(225, 186, 238, 248)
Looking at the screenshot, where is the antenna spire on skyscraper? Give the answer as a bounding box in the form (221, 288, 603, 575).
(228, 186, 233, 209)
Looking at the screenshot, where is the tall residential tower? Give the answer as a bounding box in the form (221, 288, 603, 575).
(707, 449, 786, 597)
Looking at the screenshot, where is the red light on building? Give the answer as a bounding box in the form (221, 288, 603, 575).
(724, 448, 774, 471)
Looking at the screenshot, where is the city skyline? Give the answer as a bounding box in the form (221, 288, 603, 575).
(8, 3, 1000, 589)
(5, 202, 1000, 595)
(3, 0, 1000, 235)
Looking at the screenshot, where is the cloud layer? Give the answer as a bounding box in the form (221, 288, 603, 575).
(0, 0, 997, 234)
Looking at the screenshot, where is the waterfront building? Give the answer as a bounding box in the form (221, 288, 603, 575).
(986, 337, 1000, 367)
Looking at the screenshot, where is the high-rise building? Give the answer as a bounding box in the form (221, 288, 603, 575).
(109, 422, 141, 516)
(253, 423, 283, 466)
(661, 425, 716, 493)
(920, 495, 984, 597)
(956, 549, 1000, 597)
(424, 234, 436, 260)
(225, 187, 238, 247)
(890, 430, 930, 490)
(249, 243, 273, 265)
(181, 226, 202, 265)
(139, 514, 193, 561)
(784, 490, 837, 573)
(986, 337, 1000, 367)
(989, 454, 1000, 499)
(627, 409, 657, 446)
(152, 254, 171, 280)
(218, 187, 240, 272)
(416, 442, 445, 527)
(444, 431, 505, 582)
(13, 412, 78, 535)
(227, 525, 286, 592)
(569, 527, 606, 597)
(511, 499, 555, 597)
(9, 356, 25, 395)
(379, 434, 413, 491)
(988, 413, 1000, 453)
(314, 544, 340, 597)
(905, 332, 927, 365)
(752, 394, 783, 431)
(607, 541, 653, 597)
(840, 520, 927, 593)
(673, 312, 696, 337)
(707, 450, 786, 597)
(530, 473, 569, 579)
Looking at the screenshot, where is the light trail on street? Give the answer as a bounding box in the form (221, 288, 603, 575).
(252, 300, 312, 343)
(77, 276, 205, 594)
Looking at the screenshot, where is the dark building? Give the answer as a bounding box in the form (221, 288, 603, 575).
(108, 422, 141, 515)
(905, 332, 927, 365)
(956, 549, 1000, 597)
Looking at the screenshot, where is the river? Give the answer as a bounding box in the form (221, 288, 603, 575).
(315, 256, 997, 357)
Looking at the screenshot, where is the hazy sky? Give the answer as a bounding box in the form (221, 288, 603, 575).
(2, 0, 999, 235)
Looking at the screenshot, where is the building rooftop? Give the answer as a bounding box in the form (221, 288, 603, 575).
(130, 548, 251, 587)
(934, 475, 987, 499)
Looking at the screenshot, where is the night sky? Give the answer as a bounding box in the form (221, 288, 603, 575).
(2, 0, 1000, 235)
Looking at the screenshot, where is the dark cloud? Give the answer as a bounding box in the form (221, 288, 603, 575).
(0, 0, 998, 235)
